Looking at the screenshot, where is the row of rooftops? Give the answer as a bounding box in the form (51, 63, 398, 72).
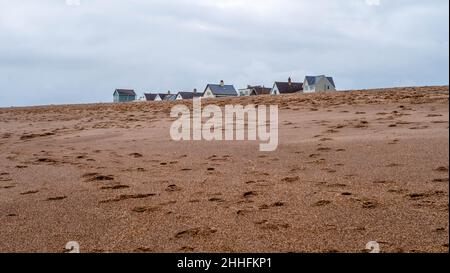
(114, 75, 336, 100)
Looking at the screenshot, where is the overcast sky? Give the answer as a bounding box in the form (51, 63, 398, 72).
(0, 0, 448, 106)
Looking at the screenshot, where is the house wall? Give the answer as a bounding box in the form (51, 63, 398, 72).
(176, 94, 183, 100)
(114, 93, 136, 103)
(315, 77, 336, 92)
(303, 81, 315, 93)
(303, 77, 336, 93)
(114, 92, 120, 103)
(203, 87, 216, 98)
(239, 88, 252, 96)
(270, 84, 280, 95)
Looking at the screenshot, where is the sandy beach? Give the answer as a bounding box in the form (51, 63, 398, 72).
(0, 86, 448, 253)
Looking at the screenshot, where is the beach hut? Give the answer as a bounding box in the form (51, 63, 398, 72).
(113, 89, 137, 103)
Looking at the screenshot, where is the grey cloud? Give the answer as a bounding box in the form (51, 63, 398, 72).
(0, 0, 448, 106)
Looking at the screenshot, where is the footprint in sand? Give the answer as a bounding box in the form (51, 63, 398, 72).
(20, 190, 39, 195)
(83, 173, 114, 182)
(35, 158, 57, 164)
(281, 176, 299, 183)
(179, 246, 195, 252)
(435, 166, 449, 172)
(407, 193, 428, 200)
(373, 180, 396, 185)
(135, 247, 154, 253)
(100, 184, 130, 190)
(313, 200, 332, 207)
(386, 163, 402, 167)
(326, 183, 347, 188)
(132, 206, 160, 213)
(254, 220, 290, 230)
(100, 193, 156, 203)
(388, 139, 400, 145)
(243, 191, 258, 198)
(362, 200, 378, 209)
(129, 153, 143, 158)
(432, 178, 449, 183)
(46, 196, 67, 201)
(259, 202, 285, 210)
(174, 227, 217, 239)
(322, 168, 337, 173)
(209, 197, 225, 202)
(165, 184, 182, 192)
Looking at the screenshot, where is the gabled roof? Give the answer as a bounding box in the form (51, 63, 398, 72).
(164, 94, 178, 101)
(115, 89, 136, 96)
(177, 92, 204, 99)
(274, 82, 303, 93)
(305, 75, 336, 87)
(205, 84, 238, 96)
(144, 93, 158, 101)
(327, 77, 336, 88)
(158, 93, 170, 100)
(250, 86, 271, 95)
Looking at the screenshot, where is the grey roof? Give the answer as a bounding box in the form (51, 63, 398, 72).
(304, 76, 318, 85)
(177, 91, 204, 99)
(144, 93, 158, 101)
(205, 84, 238, 96)
(274, 82, 303, 93)
(305, 76, 336, 88)
(158, 93, 169, 100)
(248, 85, 271, 95)
(115, 89, 136, 96)
(163, 94, 178, 101)
(327, 77, 336, 88)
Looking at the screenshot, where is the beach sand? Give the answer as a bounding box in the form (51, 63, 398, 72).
(0, 86, 448, 253)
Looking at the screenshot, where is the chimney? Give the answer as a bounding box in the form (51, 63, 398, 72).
(220, 80, 224, 87)
(193, 88, 197, 94)
(167, 90, 171, 95)
(288, 77, 292, 86)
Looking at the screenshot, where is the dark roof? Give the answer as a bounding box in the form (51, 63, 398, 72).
(249, 86, 271, 95)
(158, 93, 169, 100)
(177, 92, 204, 99)
(274, 82, 303, 93)
(327, 77, 336, 88)
(163, 94, 178, 101)
(205, 84, 238, 96)
(144, 93, 158, 101)
(305, 76, 336, 88)
(115, 89, 136, 96)
(304, 76, 317, 85)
